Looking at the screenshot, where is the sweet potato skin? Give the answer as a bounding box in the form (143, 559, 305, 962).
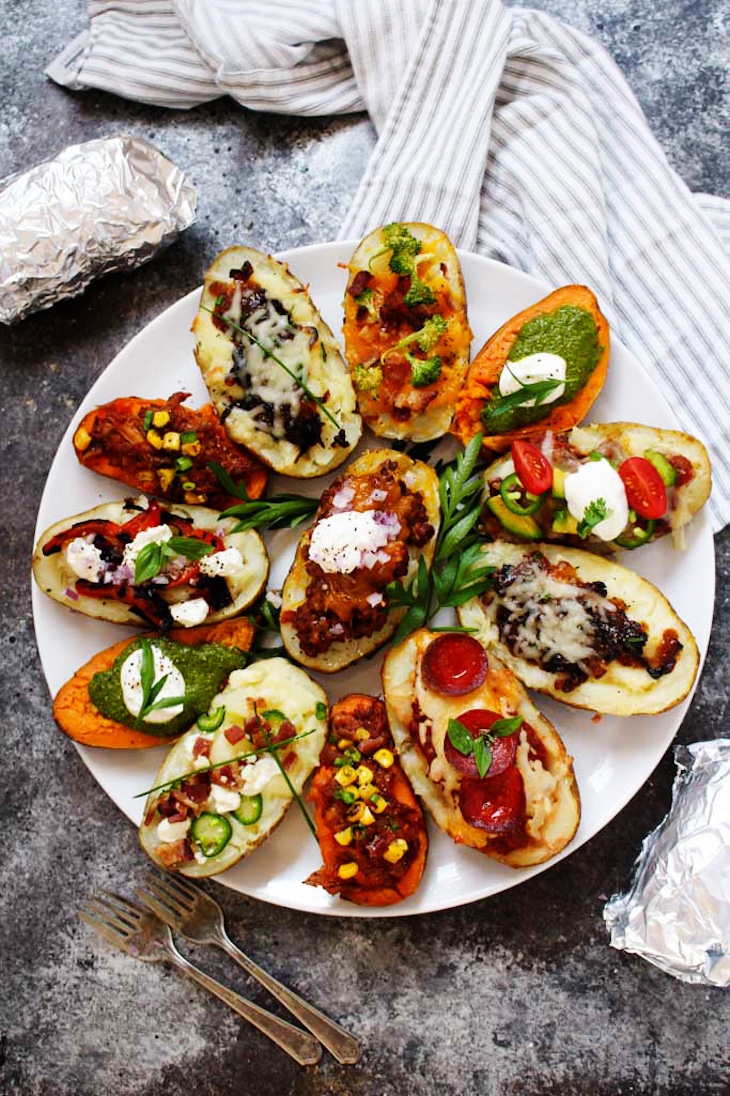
(53, 617, 255, 749)
(451, 285, 609, 452)
(306, 694, 428, 906)
(74, 394, 267, 506)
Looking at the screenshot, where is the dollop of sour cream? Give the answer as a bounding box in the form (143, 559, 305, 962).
(564, 458, 629, 541)
(309, 511, 398, 574)
(498, 353, 567, 407)
(120, 645, 185, 723)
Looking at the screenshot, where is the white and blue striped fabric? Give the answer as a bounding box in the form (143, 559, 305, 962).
(48, 0, 730, 530)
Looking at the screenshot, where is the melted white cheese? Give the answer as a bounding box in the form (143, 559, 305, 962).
(199, 546, 244, 578)
(515, 732, 558, 838)
(121, 523, 173, 571)
(170, 598, 210, 628)
(157, 817, 190, 843)
(309, 511, 399, 574)
(564, 459, 629, 541)
(65, 537, 106, 582)
(499, 353, 566, 406)
(121, 646, 185, 723)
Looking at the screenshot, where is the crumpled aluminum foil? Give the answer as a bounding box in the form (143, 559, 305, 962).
(0, 134, 197, 324)
(604, 739, 730, 986)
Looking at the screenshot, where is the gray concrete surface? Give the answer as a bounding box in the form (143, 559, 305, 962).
(1, 2, 728, 1094)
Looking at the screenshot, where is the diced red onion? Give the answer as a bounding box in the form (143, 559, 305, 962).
(366, 592, 384, 606)
(370, 488, 388, 502)
(64, 587, 79, 601)
(331, 483, 355, 510)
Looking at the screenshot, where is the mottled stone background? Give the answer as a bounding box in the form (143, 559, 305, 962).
(1, 2, 728, 1094)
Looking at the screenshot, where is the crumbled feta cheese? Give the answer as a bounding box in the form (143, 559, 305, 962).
(157, 817, 190, 843)
(121, 523, 173, 571)
(498, 353, 566, 406)
(265, 590, 283, 609)
(208, 784, 241, 814)
(170, 598, 210, 627)
(309, 511, 399, 574)
(199, 547, 244, 578)
(65, 537, 106, 582)
(240, 755, 279, 796)
(564, 459, 629, 541)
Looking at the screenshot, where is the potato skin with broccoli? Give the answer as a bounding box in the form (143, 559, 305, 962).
(343, 223, 472, 442)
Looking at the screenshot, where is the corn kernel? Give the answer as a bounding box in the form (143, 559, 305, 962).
(184, 492, 207, 505)
(335, 765, 357, 787)
(373, 748, 394, 769)
(340, 787, 360, 804)
(156, 468, 176, 492)
(152, 410, 170, 428)
(383, 838, 408, 864)
(338, 862, 359, 880)
(354, 727, 370, 742)
(136, 471, 154, 485)
(162, 431, 181, 451)
(345, 802, 366, 823)
(359, 806, 375, 826)
(334, 827, 353, 846)
(370, 793, 387, 814)
(358, 783, 376, 801)
(356, 765, 374, 787)
(74, 426, 92, 451)
(181, 440, 202, 457)
(337, 738, 351, 750)
(147, 429, 163, 450)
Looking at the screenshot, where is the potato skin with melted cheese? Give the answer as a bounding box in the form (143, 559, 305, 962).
(306, 694, 428, 906)
(382, 629, 580, 868)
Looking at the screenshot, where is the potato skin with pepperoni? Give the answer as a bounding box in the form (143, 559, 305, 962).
(306, 694, 428, 906)
(382, 630, 580, 868)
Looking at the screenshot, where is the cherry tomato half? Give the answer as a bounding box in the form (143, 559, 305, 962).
(619, 457, 667, 519)
(511, 440, 553, 495)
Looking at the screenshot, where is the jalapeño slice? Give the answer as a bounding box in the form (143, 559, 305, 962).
(190, 812, 232, 857)
(233, 795, 263, 826)
(499, 473, 547, 516)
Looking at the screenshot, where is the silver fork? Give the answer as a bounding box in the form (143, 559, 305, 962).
(79, 892, 321, 1066)
(137, 872, 360, 1065)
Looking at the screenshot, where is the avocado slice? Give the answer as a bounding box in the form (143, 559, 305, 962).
(552, 467, 566, 499)
(644, 449, 677, 487)
(487, 496, 541, 540)
(551, 508, 579, 536)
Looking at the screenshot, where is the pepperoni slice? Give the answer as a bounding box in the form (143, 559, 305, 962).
(421, 634, 488, 697)
(459, 768, 525, 833)
(443, 709, 518, 778)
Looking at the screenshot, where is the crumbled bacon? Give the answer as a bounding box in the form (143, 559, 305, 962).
(192, 736, 211, 759)
(225, 724, 246, 744)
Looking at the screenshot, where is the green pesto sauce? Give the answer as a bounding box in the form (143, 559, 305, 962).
(88, 636, 247, 736)
(481, 305, 602, 434)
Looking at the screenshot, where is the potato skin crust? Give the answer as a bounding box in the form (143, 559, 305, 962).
(343, 223, 472, 442)
(458, 543, 700, 716)
(193, 246, 362, 478)
(307, 694, 428, 906)
(382, 630, 580, 868)
(32, 498, 269, 627)
(53, 617, 255, 750)
(280, 449, 441, 673)
(451, 285, 609, 452)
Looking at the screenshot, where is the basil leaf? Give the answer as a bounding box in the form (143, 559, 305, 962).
(166, 536, 215, 560)
(446, 719, 474, 757)
(134, 542, 163, 584)
(491, 715, 523, 737)
(474, 736, 492, 778)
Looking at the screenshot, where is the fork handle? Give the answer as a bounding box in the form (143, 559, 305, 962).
(166, 950, 321, 1066)
(218, 932, 360, 1065)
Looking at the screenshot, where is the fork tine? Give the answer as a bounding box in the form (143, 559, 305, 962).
(82, 900, 136, 937)
(90, 894, 141, 930)
(144, 877, 191, 916)
(97, 890, 145, 919)
(78, 909, 131, 948)
(135, 888, 182, 927)
(147, 872, 196, 910)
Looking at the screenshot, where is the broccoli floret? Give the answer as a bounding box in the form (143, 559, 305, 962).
(383, 222, 421, 258)
(406, 353, 442, 388)
(354, 287, 377, 321)
(353, 363, 382, 393)
(397, 315, 447, 353)
(389, 252, 415, 276)
(403, 279, 436, 308)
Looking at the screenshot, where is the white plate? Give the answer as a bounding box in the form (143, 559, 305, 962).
(32, 242, 714, 917)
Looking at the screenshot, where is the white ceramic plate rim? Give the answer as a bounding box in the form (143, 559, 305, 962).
(32, 241, 714, 917)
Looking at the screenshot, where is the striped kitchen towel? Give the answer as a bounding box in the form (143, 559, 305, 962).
(47, 0, 730, 530)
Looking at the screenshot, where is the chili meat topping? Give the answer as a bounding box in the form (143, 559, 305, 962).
(281, 461, 434, 657)
(487, 552, 682, 692)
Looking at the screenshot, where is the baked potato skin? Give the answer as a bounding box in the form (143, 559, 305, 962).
(193, 246, 362, 478)
(280, 449, 441, 673)
(139, 658, 327, 878)
(53, 617, 255, 750)
(459, 543, 699, 716)
(483, 422, 712, 550)
(451, 285, 609, 452)
(32, 498, 268, 626)
(343, 223, 472, 442)
(306, 694, 428, 906)
(382, 631, 580, 868)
